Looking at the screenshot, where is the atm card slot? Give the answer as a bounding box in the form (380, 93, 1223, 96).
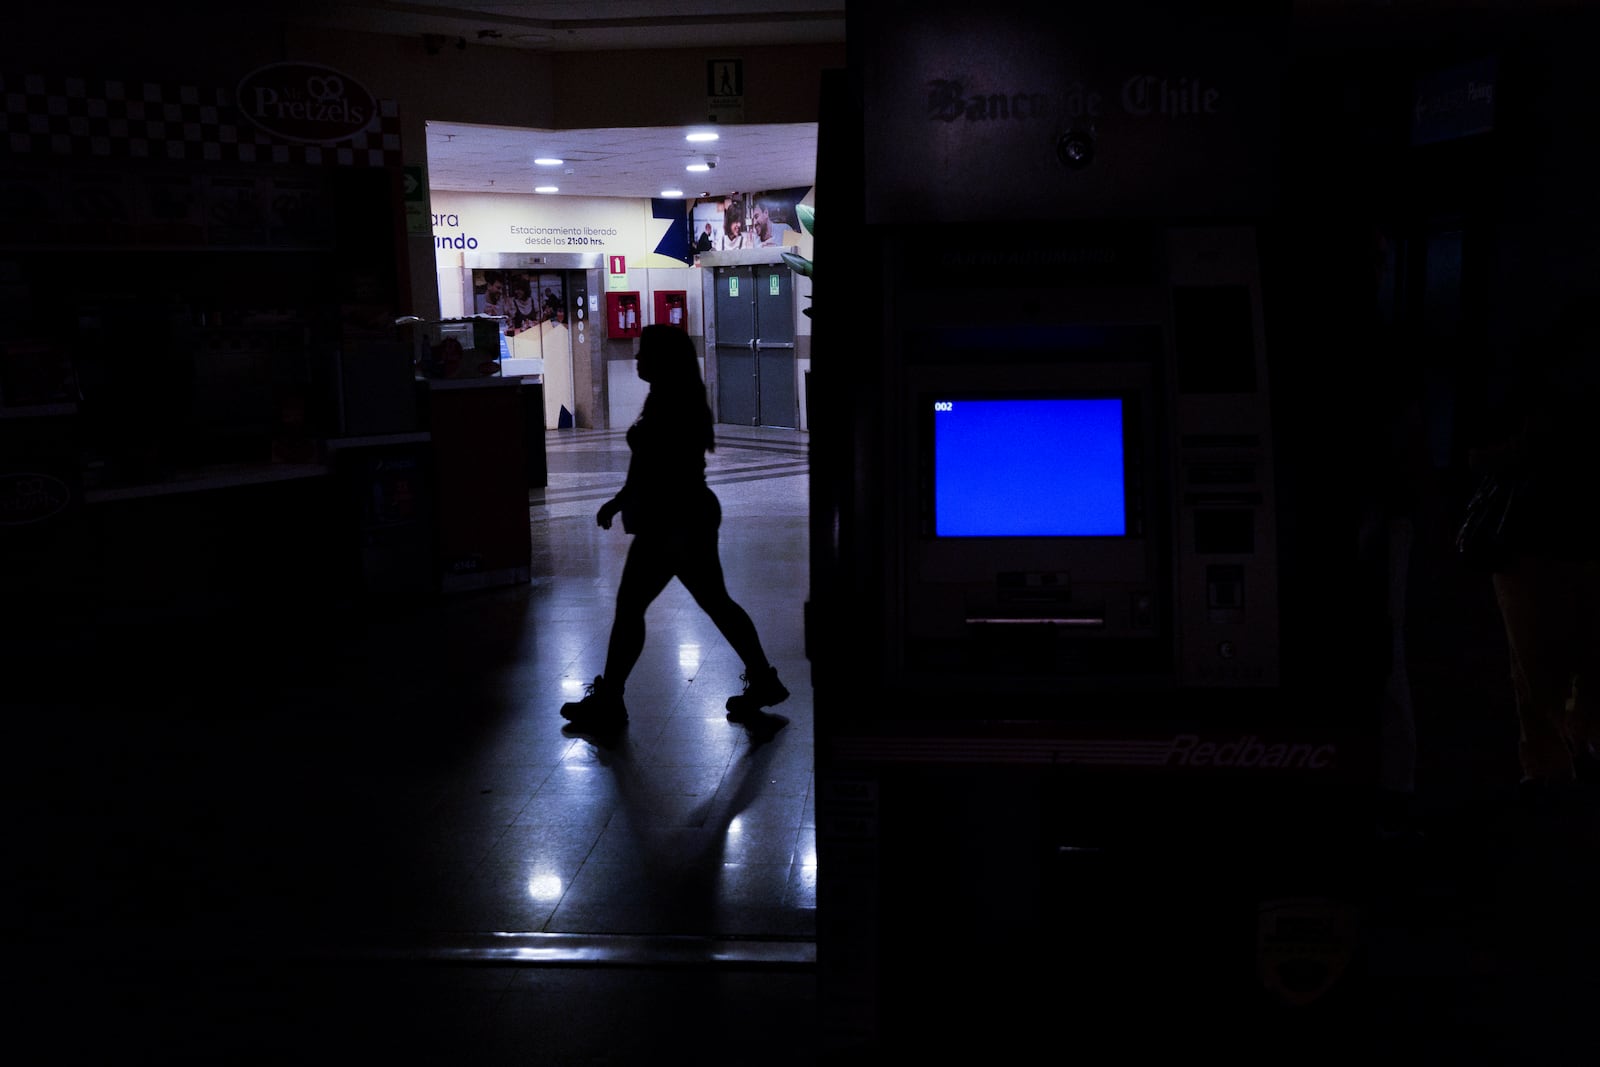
(1186, 462, 1257, 486)
(1180, 433, 1261, 449)
(1182, 491, 1263, 506)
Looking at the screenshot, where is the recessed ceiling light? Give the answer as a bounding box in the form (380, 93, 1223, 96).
(534, 157, 563, 166)
(686, 162, 711, 173)
(660, 189, 684, 197)
(535, 185, 558, 193)
(686, 132, 719, 143)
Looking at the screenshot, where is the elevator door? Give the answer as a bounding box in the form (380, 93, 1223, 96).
(480, 267, 578, 428)
(714, 265, 796, 427)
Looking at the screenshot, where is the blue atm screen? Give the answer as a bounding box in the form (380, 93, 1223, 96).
(933, 398, 1126, 537)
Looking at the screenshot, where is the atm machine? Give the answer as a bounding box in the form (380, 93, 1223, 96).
(809, 6, 1376, 1058)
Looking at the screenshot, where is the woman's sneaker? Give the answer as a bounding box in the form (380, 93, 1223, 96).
(726, 666, 789, 721)
(561, 676, 628, 731)
(1574, 741, 1600, 785)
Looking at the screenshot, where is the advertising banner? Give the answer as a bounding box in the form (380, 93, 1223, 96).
(429, 191, 681, 266)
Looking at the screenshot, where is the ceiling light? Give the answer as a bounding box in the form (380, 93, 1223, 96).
(660, 189, 684, 197)
(535, 185, 558, 193)
(534, 157, 563, 166)
(686, 162, 711, 173)
(686, 132, 719, 143)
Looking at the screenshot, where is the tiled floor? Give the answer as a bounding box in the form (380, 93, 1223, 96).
(14, 422, 1600, 1064)
(13, 425, 818, 1064)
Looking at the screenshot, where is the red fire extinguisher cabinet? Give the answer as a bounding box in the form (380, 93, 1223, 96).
(654, 290, 688, 330)
(606, 292, 642, 338)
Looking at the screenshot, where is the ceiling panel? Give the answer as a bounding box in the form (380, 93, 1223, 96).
(301, 4, 835, 201)
(424, 119, 817, 200)
(292, 0, 845, 53)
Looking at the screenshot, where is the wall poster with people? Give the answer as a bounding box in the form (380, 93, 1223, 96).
(690, 187, 812, 258)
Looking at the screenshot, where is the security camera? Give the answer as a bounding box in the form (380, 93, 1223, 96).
(1057, 127, 1095, 170)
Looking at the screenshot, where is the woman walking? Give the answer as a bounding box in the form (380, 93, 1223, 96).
(561, 324, 788, 734)
(1479, 301, 1600, 798)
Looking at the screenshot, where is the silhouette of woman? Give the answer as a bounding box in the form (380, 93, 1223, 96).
(561, 324, 788, 733)
(1482, 299, 1600, 796)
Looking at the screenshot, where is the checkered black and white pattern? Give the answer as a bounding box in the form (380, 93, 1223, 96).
(1, 72, 402, 169)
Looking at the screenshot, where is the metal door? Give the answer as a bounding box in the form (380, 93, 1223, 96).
(481, 267, 577, 429)
(713, 265, 796, 427)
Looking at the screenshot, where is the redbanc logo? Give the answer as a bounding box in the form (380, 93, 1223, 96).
(1166, 734, 1336, 770)
(237, 62, 376, 145)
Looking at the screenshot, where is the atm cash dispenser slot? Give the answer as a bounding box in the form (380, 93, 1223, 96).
(966, 571, 1106, 628)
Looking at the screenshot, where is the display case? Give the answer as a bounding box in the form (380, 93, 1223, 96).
(410, 317, 503, 380)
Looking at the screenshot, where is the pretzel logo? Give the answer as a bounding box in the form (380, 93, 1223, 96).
(238, 62, 376, 145)
(305, 75, 344, 102)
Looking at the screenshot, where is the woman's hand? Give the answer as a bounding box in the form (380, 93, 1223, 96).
(597, 498, 621, 529)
